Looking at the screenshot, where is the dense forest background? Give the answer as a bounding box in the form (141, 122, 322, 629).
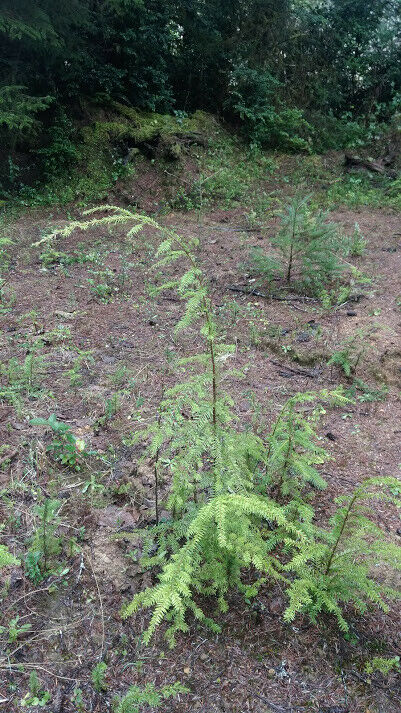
(1, 0, 401, 193)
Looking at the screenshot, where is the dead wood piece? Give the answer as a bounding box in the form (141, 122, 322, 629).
(344, 153, 386, 174)
(270, 359, 318, 378)
(227, 285, 318, 302)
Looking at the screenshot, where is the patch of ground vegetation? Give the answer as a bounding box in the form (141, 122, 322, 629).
(1, 3, 401, 710)
(0, 175, 400, 710)
(3, 108, 401, 226)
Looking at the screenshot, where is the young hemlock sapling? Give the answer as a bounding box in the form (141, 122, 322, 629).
(114, 681, 189, 713)
(0, 544, 19, 570)
(265, 389, 348, 498)
(38, 206, 401, 646)
(25, 498, 62, 582)
(283, 477, 401, 630)
(271, 195, 344, 293)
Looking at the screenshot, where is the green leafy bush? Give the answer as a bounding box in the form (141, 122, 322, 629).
(30, 413, 93, 470)
(226, 65, 311, 152)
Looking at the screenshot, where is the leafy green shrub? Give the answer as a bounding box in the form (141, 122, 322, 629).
(30, 413, 93, 470)
(310, 111, 387, 152)
(226, 65, 311, 152)
(0, 615, 31, 643)
(36, 109, 79, 180)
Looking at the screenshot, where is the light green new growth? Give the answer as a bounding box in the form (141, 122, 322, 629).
(0, 544, 19, 569)
(42, 206, 401, 645)
(26, 498, 62, 582)
(114, 681, 189, 713)
(265, 389, 349, 498)
(91, 662, 108, 692)
(283, 477, 401, 631)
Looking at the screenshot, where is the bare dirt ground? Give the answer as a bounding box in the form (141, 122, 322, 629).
(0, 200, 400, 712)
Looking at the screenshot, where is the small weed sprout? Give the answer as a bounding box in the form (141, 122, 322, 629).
(91, 661, 108, 692)
(344, 222, 367, 257)
(31, 413, 93, 470)
(26, 498, 62, 581)
(0, 615, 32, 643)
(20, 671, 51, 708)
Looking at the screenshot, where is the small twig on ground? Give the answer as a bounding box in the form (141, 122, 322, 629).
(270, 360, 318, 378)
(227, 285, 318, 302)
(253, 692, 307, 712)
(0, 662, 84, 682)
(87, 555, 105, 661)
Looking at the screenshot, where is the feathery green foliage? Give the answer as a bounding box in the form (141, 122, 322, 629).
(258, 195, 345, 294)
(41, 207, 305, 644)
(283, 477, 401, 630)
(91, 662, 108, 692)
(0, 85, 52, 139)
(123, 493, 306, 645)
(265, 389, 349, 498)
(364, 656, 400, 676)
(26, 498, 61, 582)
(0, 543, 19, 570)
(114, 681, 189, 713)
(327, 329, 369, 378)
(43, 206, 401, 646)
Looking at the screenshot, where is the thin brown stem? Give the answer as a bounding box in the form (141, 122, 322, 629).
(266, 399, 292, 459)
(324, 492, 358, 575)
(287, 243, 293, 283)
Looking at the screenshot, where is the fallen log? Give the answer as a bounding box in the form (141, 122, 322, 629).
(344, 152, 386, 174)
